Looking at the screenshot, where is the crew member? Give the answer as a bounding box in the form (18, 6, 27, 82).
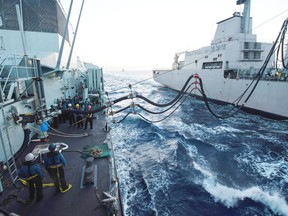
(43, 143, 72, 193)
(84, 105, 93, 129)
(75, 104, 84, 128)
(67, 103, 75, 127)
(18, 153, 44, 202)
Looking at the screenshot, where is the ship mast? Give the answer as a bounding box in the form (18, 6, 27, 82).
(66, 0, 85, 69)
(56, 0, 74, 69)
(237, 0, 251, 34)
(15, 4, 27, 55)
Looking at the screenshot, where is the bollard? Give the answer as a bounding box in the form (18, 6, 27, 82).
(84, 157, 94, 185)
(86, 157, 94, 168)
(84, 167, 94, 185)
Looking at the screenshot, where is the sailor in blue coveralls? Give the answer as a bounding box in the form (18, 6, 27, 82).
(67, 103, 75, 126)
(84, 105, 93, 129)
(18, 153, 44, 202)
(43, 143, 71, 193)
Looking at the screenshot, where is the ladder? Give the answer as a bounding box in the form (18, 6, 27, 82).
(0, 108, 19, 185)
(7, 155, 18, 184)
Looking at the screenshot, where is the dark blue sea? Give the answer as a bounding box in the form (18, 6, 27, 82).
(104, 70, 288, 216)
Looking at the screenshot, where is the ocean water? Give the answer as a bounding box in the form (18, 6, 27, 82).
(104, 70, 288, 216)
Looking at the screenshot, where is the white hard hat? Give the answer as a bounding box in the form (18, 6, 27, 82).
(68, 103, 72, 107)
(25, 153, 35, 162)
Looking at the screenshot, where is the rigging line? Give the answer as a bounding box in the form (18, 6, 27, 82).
(63, 150, 83, 154)
(105, 74, 153, 94)
(275, 34, 285, 70)
(114, 87, 194, 124)
(70, 117, 86, 127)
(137, 96, 187, 123)
(116, 112, 133, 124)
(67, 74, 193, 117)
(253, 9, 288, 31)
(136, 86, 195, 124)
(196, 85, 240, 116)
(106, 70, 170, 93)
(27, 124, 85, 137)
(65, 75, 195, 119)
(128, 84, 136, 114)
(0, 54, 7, 65)
(135, 83, 195, 115)
(111, 83, 193, 115)
(112, 85, 194, 118)
(87, 74, 195, 116)
(239, 57, 271, 103)
(199, 76, 244, 107)
(47, 132, 87, 138)
(135, 74, 194, 107)
(105, 92, 117, 123)
(198, 78, 244, 119)
(63, 95, 130, 115)
(107, 66, 186, 94)
(137, 81, 194, 112)
(278, 19, 288, 68)
(114, 105, 130, 114)
(243, 19, 285, 104)
(48, 126, 86, 136)
(112, 84, 189, 116)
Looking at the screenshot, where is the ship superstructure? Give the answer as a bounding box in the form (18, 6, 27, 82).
(0, 1, 123, 215)
(153, 0, 288, 119)
(0, 0, 75, 68)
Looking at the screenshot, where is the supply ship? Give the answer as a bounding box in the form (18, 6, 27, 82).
(0, 0, 123, 215)
(153, 0, 288, 119)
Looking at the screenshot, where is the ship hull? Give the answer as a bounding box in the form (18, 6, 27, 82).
(154, 68, 288, 119)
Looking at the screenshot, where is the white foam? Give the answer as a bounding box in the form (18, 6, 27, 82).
(110, 125, 175, 216)
(234, 150, 288, 181)
(168, 121, 242, 151)
(205, 180, 288, 216)
(194, 162, 288, 216)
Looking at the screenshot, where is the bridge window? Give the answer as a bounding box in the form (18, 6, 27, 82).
(202, 61, 223, 69)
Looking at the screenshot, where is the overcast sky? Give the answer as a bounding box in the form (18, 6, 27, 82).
(61, 0, 288, 71)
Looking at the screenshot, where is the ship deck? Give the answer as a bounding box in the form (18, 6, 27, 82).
(0, 114, 122, 216)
